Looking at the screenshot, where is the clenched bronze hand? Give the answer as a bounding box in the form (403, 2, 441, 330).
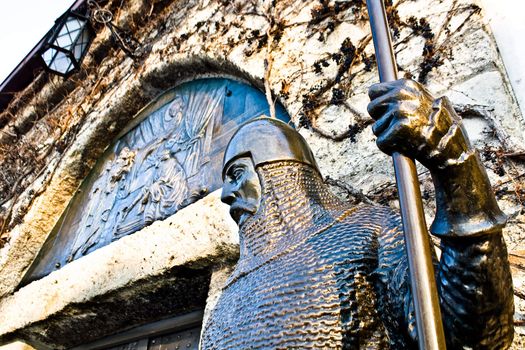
(367, 78, 506, 237)
(368, 79, 471, 172)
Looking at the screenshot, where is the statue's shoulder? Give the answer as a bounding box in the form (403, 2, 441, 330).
(321, 204, 402, 250)
(340, 204, 401, 225)
(331, 204, 404, 249)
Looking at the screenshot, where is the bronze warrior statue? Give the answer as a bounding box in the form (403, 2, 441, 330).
(200, 79, 514, 349)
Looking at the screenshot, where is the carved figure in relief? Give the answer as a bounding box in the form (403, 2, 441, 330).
(81, 87, 221, 244)
(110, 96, 190, 236)
(70, 147, 135, 258)
(108, 90, 222, 237)
(67, 161, 113, 261)
(139, 143, 189, 225)
(201, 80, 514, 349)
(93, 147, 134, 237)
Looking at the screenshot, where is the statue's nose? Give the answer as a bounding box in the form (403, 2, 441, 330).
(221, 184, 236, 205)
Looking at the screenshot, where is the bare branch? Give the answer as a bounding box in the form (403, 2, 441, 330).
(325, 176, 376, 205)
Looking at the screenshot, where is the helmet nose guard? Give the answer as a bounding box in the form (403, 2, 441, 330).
(222, 117, 320, 179)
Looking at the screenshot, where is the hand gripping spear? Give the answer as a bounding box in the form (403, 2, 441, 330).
(365, 1, 446, 349)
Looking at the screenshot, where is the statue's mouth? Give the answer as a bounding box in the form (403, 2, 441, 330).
(230, 202, 257, 226)
(229, 207, 244, 224)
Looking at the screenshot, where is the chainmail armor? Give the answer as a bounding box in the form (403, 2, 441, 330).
(201, 161, 411, 349)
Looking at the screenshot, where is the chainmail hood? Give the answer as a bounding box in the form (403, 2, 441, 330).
(227, 160, 351, 285)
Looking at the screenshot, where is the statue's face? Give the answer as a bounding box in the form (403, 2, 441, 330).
(221, 157, 262, 227)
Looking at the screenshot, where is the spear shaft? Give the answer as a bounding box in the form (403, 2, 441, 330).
(365, 1, 446, 349)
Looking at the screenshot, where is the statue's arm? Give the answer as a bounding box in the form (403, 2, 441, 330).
(368, 79, 514, 349)
(437, 229, 513, 348)
(425, 98, 513, 349)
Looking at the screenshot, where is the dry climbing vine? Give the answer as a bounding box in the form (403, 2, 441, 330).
(0, 0, 523, 251)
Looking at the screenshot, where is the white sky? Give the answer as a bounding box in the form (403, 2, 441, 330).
(0, 0, 74, 84)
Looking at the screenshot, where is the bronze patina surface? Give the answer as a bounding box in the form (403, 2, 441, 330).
(202, 80, 514, 349)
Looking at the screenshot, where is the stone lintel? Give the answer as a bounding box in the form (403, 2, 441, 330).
(0, 191, 239, 349)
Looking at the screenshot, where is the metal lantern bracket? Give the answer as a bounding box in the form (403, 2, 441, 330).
(89, 1, 141, 58)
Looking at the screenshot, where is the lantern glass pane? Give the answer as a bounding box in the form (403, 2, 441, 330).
(50, 51, 74, 74)
(54, 17, 85, 51)
(55, 31, 74, 50)
(41, 48, 57, 65)
(65, 17, 83, 33)
(73, 28, 92, 60)
(42, 12, 92, 77)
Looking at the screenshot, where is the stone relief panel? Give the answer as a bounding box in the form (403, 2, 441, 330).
(22, 78, 289, 284)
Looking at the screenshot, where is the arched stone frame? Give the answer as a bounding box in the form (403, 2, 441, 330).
(20, 77, 290, 285)
(0, 58, 291, 349)
(0, 56, 284, 295)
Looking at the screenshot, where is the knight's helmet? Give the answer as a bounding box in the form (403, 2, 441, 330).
(222, 117, 320, 178)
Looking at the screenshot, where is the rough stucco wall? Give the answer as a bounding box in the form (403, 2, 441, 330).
(0, 0, 523, 347)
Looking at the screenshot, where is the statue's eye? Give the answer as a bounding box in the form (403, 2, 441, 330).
(232, 167, 244, 181)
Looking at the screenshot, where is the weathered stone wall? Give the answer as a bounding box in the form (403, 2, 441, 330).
(0, 0, 523, 347)
(0, 190, 238, 349)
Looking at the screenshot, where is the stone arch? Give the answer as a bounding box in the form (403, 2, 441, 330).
(0, 56, 288, 297)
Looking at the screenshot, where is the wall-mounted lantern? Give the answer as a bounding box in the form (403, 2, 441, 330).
(40, 10, 94, 78)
